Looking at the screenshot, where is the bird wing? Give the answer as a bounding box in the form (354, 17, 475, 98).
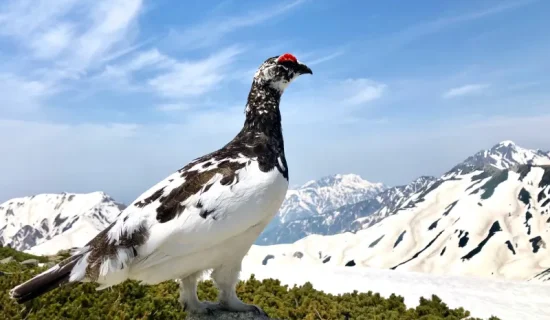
(77, 154, 286, 282)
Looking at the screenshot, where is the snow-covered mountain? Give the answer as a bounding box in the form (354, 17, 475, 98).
(246, 141, 550, 281)
(257, 176, 436, 245)
(277, 174, 386, 223)
(0, 192, 124, 255)
(449, 140, 550, 174)
(257, 174, 385, 245)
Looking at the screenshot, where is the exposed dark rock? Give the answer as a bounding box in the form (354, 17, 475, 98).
(391, 230, 445, 270)
(458, 232, 469, 248)
(54, 213, 68, 227)
(480, 171, 509, 200)
(393, 231, 406, 248)
(525, 211, 533, 235)
(461, 221, 502, 261)
(369, 235, 384, 248)
(261, 255, 274, 266)
(517, 165, 532, 181)
(505, 240, 516, 255)
(428, 219, 440, 231)
(443, 201, 458, 216)
(518, 188, 531, 205)
(530, 236, 545, 253)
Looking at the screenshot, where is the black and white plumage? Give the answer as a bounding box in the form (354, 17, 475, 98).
(10, 53, 312, 315)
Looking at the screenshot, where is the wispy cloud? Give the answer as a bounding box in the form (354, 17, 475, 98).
(282, 78, 387, 127)
(306, 49, 348, 66)
(369, 0, 537, 55)
(92, 45, 244, 104)
(0, 0, 145, 114)
(343, 79, 387, 105)
(0, 0, 143, 71)
(167, 0, 305, 50)
(148, 46, 243, 98)
(442, 83, 490, 99)
(0, 73, 55, 112)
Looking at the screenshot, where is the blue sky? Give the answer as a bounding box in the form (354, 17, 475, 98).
(0, 0, 549, 204)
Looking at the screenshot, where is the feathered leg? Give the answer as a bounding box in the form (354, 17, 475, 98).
(178, 271, 217, 314)
(210, 262, 266, 315)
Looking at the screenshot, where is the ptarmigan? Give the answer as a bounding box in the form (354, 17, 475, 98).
(10, 53, 312, 315)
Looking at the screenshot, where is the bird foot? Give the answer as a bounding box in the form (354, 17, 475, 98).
(218, 299, 267, 316)
(183, 299, 267, 316)
(182, 300, 221, 315)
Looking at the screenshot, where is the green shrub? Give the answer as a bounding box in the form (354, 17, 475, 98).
(0, 250, 500, 319)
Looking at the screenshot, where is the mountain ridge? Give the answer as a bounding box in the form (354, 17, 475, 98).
(245, 141, 550, 282)
(0, 191, 124, 255)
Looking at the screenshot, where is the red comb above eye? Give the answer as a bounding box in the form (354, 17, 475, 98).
(277, 53, 298, 63)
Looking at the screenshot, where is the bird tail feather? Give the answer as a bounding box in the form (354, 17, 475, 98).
(9, 253, 84, 304)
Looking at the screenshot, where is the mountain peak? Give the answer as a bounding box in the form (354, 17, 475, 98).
(497, 140, 516, 147)
(301, 173, 382, 190)
(449, 140, 550, 175)
(276, 174, 386, 224)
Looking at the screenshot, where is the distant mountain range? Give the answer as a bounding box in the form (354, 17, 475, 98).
(2, 140, 550, 282)
(0, 192, 124, 255)
(245, 141, 550, 282)
(257, 176, 434, 245)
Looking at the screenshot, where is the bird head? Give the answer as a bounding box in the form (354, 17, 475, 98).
(254, 53, 312, 92)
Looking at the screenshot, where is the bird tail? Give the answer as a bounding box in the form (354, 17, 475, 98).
(10, 253, 85, 304)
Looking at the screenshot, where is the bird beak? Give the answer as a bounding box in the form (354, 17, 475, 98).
(296, 62, 313, 75)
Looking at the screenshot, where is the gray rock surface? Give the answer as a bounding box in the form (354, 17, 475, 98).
(0, 256, 14, 264)
(186, 311, 277, 320)
(20, 258, 39, 265)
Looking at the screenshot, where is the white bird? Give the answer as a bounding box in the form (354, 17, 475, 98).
(10, 53, 312, 315)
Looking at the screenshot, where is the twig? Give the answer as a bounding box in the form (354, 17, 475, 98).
(314, 307, 324, 320)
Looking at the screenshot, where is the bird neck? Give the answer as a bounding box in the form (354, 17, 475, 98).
(241, 80, 283, 140)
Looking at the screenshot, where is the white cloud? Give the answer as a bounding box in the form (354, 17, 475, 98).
(0, 0, 143, 68)
(70, 0, 143, 71)
(148, 46, 243, 98)
(78, 45, 243, 104)
(0, 73, 55, 111)
(167, 0, 305, 50)
(0, 0, 144, 113)
(343, 79, 387, 105)
(442, 83, 490, 99)
(29, 23, 74, 59)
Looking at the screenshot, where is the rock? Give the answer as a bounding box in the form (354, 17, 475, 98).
(186, 311, 277, 320)
(21, 259, 40, 265)
(0, 256, 14, 264)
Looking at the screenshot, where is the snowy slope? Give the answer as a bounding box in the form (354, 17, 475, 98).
(246, 141, 550, 282)
(240, 263, 550, 320)
(257, 176, 435, 245)
(0, 192, 124, 255)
